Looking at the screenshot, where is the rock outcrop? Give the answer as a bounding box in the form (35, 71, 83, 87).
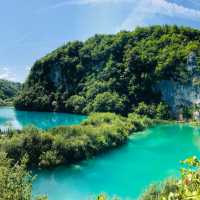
(158, 52, 200, 119)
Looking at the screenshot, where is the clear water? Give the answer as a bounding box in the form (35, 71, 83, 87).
(0, 107, 86, 130)
(33, 124, 200, 200)
(1, 107, 199, 200)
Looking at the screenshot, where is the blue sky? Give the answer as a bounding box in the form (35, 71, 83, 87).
(0, 0, 200, 82)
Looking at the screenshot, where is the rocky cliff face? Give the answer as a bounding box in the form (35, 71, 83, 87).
(157, 52, 200, 119)
(48, 65, 68, 90)
(158, 80, 200, 117)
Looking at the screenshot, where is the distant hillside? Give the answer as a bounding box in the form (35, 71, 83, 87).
(14, 25, 200, 117)
(0, 79, 21, 106)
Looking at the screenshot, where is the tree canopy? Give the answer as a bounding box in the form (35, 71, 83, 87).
(14, 25, 200, 115)
(0, 79, 21, 106)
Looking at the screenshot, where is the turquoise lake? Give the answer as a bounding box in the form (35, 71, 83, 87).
(0, 107, 86, 130)
(1, 107, 200, 200)
(33, 124, 200, 200)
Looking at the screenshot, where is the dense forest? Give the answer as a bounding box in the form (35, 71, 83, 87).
(0, 79, 21, 106)
(14, 25, 200, 116)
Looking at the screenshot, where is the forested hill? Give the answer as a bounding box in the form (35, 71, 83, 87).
(0, 79, 21, 106)
(14, 25, 200, 116)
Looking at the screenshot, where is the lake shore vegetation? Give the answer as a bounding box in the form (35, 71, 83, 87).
(0, 79, 21, 106)
(0, 112, 156, 169)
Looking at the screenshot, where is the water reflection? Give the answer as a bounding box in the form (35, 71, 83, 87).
(0, 107, 87, 130)
(192, 126, 200, 150)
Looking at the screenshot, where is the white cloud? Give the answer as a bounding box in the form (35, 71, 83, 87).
(170, 0, 200, 9)
(39, 0, 200, 31)
(0, 67, 16, 81)
(120, 0, 200, 30)
(46, 0, 132, 9)
(154, 0, 200, 18)
(25, 66, 31, 72)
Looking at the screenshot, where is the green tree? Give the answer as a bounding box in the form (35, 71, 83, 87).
(65, 95, 86, 113)
(0, 152, 32, 200)
(85, 92, 127, 114)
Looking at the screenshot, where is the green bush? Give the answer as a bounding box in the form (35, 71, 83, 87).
(39, 150, 63, 168)
(0, 79, 21, 106)
(85, 92, 127, 114)
(140, 156, 200, 200)
(0, 152, 47, 200)
(65, 95, 86, 114)
(134, 102, 157, 118)
(156, 102, 170, 120)
(127, 113, 154, 132)
(134, 102, 170, 120)
(0, 112, 154, 169)
(182, 106, 193, 119)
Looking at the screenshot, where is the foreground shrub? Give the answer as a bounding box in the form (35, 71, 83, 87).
(140, 156, 200, 200)
(0, 152, 47, 200)
(0, 152, 32, 200)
